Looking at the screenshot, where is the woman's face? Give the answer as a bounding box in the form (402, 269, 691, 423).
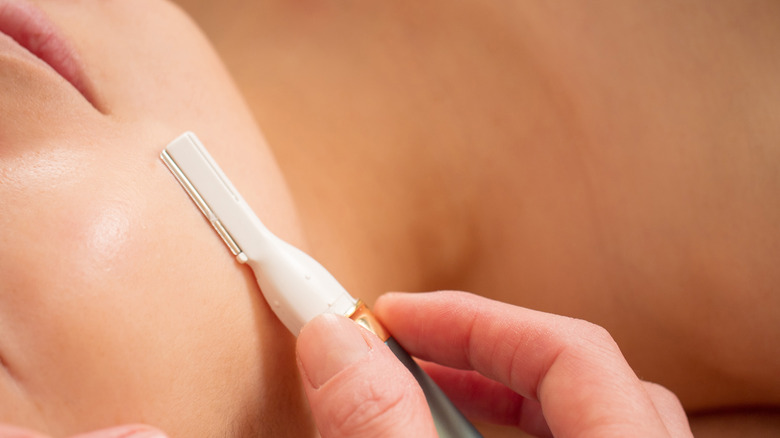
(0, 0, 312, 436)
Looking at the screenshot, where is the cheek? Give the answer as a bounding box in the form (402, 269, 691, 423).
(0, 162, 281, 436)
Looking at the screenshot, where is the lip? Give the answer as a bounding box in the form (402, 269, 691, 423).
(0, 0, 97, 108)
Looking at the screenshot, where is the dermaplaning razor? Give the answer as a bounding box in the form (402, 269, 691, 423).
(160, 132, 482, 438)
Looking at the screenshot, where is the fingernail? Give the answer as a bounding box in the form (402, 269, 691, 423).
(298, 313, 371, 388)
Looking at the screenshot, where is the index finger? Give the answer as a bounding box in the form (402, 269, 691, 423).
(374, 291, 673, 438)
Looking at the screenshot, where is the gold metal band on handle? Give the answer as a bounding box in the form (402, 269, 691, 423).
(347, 300, 390, 342)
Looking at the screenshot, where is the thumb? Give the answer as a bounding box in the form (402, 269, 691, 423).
(297, 314, 436, 438)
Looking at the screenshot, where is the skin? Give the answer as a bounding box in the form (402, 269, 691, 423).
(174, 0, 780, 435)
(0, 0, 778, 436)
(0, 0, 313, 436)
(297, 292, 694, 438)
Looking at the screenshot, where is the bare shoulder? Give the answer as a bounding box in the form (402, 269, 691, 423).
(174, 0, 780, 431)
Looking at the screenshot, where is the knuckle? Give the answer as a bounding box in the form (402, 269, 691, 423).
(644, 381, 684, 407)
(565, 318, 621, 356)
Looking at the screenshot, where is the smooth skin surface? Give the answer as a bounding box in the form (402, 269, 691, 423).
(1, 0, 313, 436)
